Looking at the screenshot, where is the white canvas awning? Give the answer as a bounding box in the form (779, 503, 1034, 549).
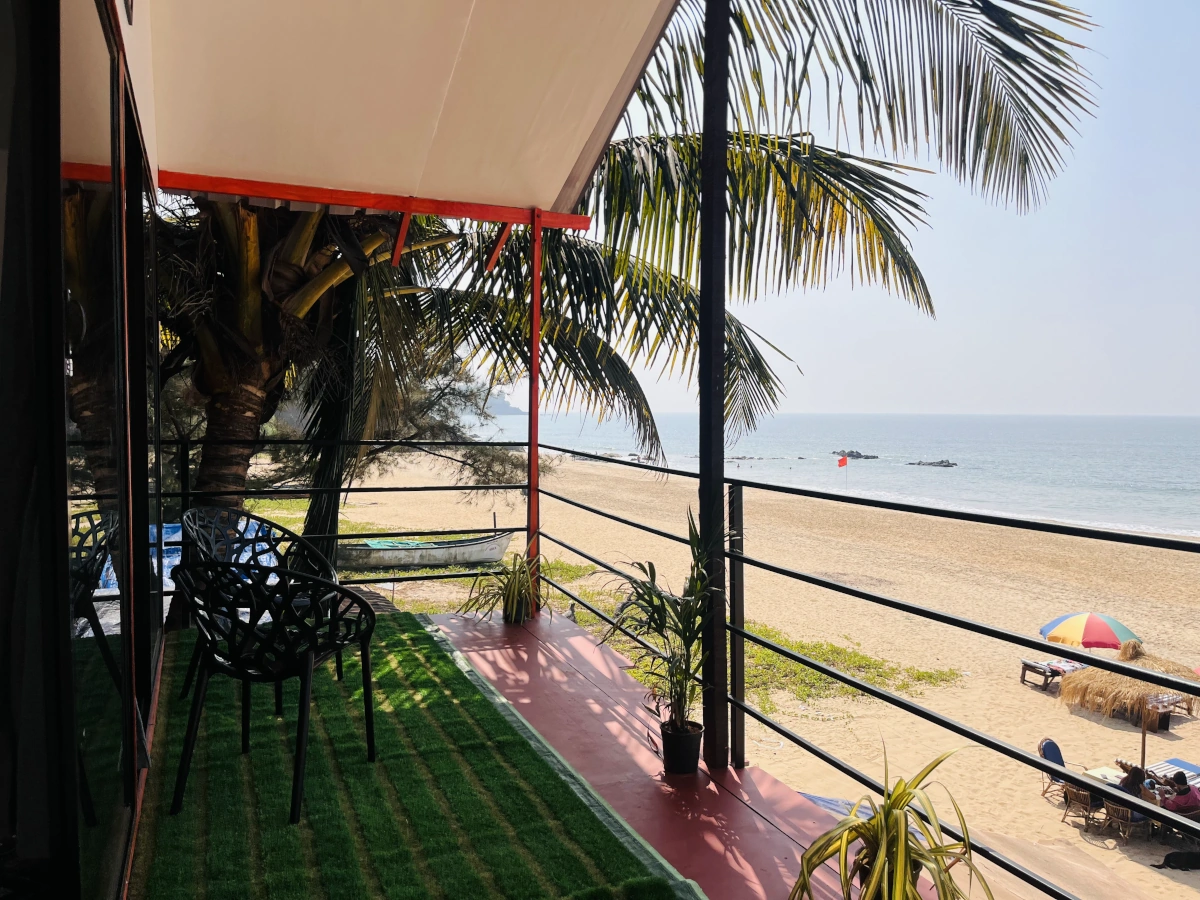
(63, 0, 677, 227)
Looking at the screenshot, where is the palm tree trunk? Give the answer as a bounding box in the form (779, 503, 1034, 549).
(193, 379, 267, 507)
(67, 364, 121, 509)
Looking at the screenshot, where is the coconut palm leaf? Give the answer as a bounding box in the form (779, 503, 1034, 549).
(638, 0, 1092, 211)
(448, 226, 790, 449)
(586, 132, 931, 308)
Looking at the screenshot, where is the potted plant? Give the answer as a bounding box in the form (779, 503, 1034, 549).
(790, 749, 992, 900)
(605, 511, 713, 775)
(459, 548, 543, 625)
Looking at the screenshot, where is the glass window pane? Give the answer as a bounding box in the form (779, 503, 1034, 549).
(62, 5, 131, 897)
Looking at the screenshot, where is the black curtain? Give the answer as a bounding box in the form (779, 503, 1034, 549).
(0, 1, 80, 898)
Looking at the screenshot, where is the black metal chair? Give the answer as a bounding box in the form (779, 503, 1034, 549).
(179, 506, 345, 714)
(169, 560, 376, 824)
(69, 510, 120, 689)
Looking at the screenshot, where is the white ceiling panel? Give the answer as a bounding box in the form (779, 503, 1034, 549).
(146, 0, 676, 214)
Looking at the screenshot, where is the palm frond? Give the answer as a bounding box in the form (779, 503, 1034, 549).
(586, 133, 931, 308)
(637, 0, 1092, 211)
(421, 285, 665, 459)
(448, 226, 792, 449)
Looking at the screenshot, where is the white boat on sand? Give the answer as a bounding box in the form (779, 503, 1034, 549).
(337, 532, 514, 570)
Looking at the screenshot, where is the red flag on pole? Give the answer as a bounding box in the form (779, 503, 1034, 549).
(838, 456, 848, 467)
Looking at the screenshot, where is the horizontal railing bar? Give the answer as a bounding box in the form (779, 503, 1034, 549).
(540, 444, 699, 479)
(306, 527, 524, 541)
(538, 533, 639, 583)
(727, 695, 1080, 900)
(727, 622, 1200, 838)
(539, 443, 1200, 554)
(726, 549, 1200, 698)
(538, 489, 691, 545)
(160, 483, 526, 499)
(541, 575, 663, 662)
(151, 438, 526, 448)
(725, 475, 1200, 554)
(538, 544, 702, 689)
(338, 570, 493, 586)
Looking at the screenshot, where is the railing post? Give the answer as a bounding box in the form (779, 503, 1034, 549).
(728, 484, 745, 768)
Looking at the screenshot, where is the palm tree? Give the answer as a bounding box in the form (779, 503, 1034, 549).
(138, 0, 1090, 526)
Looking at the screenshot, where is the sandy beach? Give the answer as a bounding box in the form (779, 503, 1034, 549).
(338, 453, 1200, 899)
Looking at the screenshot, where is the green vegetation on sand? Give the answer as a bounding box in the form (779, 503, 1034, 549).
(560, 581, 958, 716)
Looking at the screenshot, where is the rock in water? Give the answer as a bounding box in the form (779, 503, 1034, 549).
(908, 459, 956, 468)
(832, 450, 879, 460)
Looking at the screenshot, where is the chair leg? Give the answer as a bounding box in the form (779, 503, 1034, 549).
(274, 679, 284, 716)
(241, 680, 251, 754)
(171, 666, 211, 815)
(361, 639, 375, 762)
(290, 652, 315, 825)
(179, 639, 203, 699)
(335, 649, 343, 681)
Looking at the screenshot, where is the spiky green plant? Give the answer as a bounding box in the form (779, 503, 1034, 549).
(459, 550, 543, 625)
(604, 512, 714, 733)
(791, 749, 992, 900)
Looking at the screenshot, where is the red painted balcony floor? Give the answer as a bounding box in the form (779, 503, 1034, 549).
(430, 612, 849, 900)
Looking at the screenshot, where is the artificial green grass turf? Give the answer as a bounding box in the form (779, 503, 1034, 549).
(130, 614, 674, 900)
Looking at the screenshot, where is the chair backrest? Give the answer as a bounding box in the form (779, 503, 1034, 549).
(1103, 800, 1133, 823)
(172, 561, 373, 680)
(1064, 784, 1092, 807)
(68, 510, 116, 606)
(1039, 738, 1065, 767)
(1038, 738, 1068, 784)
(181, 506, 336, 583)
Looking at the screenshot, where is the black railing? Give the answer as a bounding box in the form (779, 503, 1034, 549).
(67, 434, 1200, 897)
(69, 437, 528, 591)
(535, 445, 1200, 898)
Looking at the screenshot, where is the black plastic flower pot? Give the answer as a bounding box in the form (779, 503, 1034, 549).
(660, 721, 703, 774)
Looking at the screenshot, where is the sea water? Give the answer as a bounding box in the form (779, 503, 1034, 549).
(482, 413, 1200, 538)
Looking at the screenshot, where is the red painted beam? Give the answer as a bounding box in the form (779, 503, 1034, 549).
(61, 161, 114, 183)
(390, 212, 412, 267)
(485, 223, 513, 272)
(156, 170, 591, 230)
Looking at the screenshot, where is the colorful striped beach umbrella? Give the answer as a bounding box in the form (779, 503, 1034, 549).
(1039, 613, 1141, 649)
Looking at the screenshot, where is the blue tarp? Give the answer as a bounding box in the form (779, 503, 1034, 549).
(99, 523, 183, 592)
(98, 521, 285, 594)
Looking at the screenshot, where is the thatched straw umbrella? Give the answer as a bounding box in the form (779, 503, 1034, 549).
(1061, 641, 1200, 766)
(1061, 641, 1198, 718)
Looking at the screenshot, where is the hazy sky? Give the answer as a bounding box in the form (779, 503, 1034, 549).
(512, 1, 1200, 418)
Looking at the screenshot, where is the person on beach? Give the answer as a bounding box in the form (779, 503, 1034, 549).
(1164, 772, 1200, 812)
(1117, 767, 1149, 822)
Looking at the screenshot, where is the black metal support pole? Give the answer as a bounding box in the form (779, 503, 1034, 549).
(728, 485, 745, 768)
(699, 0, 730, 770)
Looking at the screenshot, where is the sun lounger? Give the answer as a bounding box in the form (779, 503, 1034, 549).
(1147, 759, 1200, 788)
(1021, 658, 1088, 690)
